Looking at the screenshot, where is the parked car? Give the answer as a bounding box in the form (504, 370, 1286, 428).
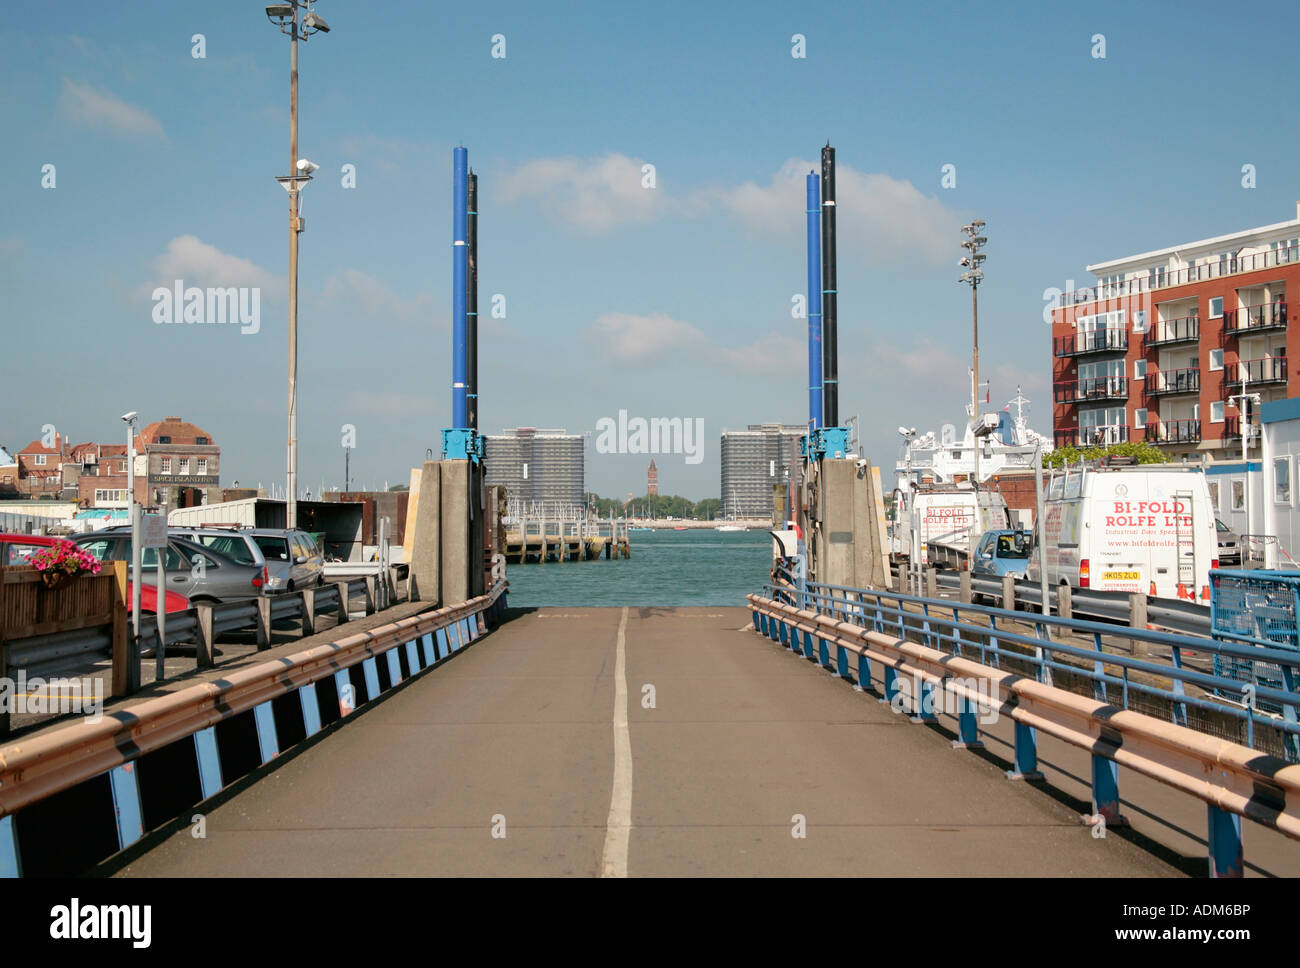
(1215, 518, 1242, 566)
(71, 531, 265, 603)
(970, 529, 1033, 580)
(0, 533, 190, 613)
(247, 528, 324, 592)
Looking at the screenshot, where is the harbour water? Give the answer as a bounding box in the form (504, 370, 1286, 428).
(503, 528, 772, 607)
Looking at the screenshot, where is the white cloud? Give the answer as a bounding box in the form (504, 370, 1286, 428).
(144, 235, 278, 292)
(587, 311, 707, 362)
(721, 159, 959, 264)
(59, 78, 164, 139)
(318, 268, 434, 325)
(499, 153, 667, 234)
(718, 331, 806, 374)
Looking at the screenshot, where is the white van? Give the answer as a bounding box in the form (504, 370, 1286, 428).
(1027, 461, 1217, 602)
(892, 485, 1010, 568)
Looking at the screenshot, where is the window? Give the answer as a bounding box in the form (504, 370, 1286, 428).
(1209, 296, 1224, 319)
(179, 458, 190, 474)
(94, 489, 125, 503)
(1132, 310, 1147, 333)
(1133, 408, 1148, 429)
(197, 458, 207, 474)
(1209, 481, 1220, 511)
(158, 436, 171, 444)
(161, 458, 171, 474)
(1209, 348, 1224, 371)
(1210, 401, 1225, 423)
(1134, 359, 1148, 379)
(1276, 457, 1292, 505)
(1232, 479, 1245, 510)
(196, 437, 209, 445)
(33, 455, 46, 466)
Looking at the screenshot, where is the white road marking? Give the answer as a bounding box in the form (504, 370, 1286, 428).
(601, 606, 633, 877)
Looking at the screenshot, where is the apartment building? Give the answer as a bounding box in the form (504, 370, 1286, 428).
(1052, 207, 1299, 460)
(720, 423, 805, 518)
(483, 427, 585, 505)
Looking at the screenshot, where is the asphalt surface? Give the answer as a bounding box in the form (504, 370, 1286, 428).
(113, 606, 1298, 876)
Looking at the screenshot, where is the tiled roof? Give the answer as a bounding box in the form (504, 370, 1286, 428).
(139, 416, 215, 445)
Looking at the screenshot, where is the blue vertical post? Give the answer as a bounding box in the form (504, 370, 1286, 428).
(452, 146, 469, 428)
(806, 172, 823, 431)
(1006, 722, 1043, 780)
(1207, 805, 1243, 878)
(1091, 754, 1124, 826)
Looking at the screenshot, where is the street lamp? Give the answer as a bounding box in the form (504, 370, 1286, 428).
(958, 220, 987, 488)
(266, 0, 331, 528)
(120, 411, 141, 647)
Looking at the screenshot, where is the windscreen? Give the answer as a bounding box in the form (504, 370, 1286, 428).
(254, 536, 290, 560)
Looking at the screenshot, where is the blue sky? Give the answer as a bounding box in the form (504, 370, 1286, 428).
(3, 0, 1299, 500)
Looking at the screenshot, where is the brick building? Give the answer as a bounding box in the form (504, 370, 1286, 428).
(1052, 207, 1300, 461)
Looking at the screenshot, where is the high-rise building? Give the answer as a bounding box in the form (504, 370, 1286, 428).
(720, 423, 805, 518)
(1052, 207, 1300, 462)
(647, 459, 658, 496)
(484, 427, 584, 505)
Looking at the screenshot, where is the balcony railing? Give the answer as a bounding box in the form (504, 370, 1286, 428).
(1143, 367, 1201, 397)
(1056, 243, 1300, 308)
(1143, 315, 1199, 347)
(1222, 357, 1288, 389)
(1052, 376, 1129, 404)
(1145, 419, 1201, 444)
(1222, 302, 1288, 338)
(1056, 425, 1129, 448)
(1222, 416, 1260, 445)
(1053, 328, 1128, 357)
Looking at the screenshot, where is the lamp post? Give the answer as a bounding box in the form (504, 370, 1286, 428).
(120, 411, 141, 652)
(266, 1, 330, 529)
(959, 221, 987, 486)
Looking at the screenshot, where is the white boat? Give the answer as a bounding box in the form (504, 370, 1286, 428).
(715, 524, 747, 532)
(716, 486, 748, 531)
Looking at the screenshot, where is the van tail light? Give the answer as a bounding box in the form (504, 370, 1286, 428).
(1211, 558, 1219, 570)
(252, 566, 267, 589)
(1079, 558, 1090, 588)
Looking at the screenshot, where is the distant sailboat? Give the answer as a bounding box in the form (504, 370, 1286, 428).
(716, 486, 748, 532)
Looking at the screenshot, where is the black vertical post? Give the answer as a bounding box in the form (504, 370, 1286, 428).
(467, 171, 479, 431)
(821, 143, 839, 428)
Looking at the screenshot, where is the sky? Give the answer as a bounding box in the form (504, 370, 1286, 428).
(3, 0, 1299, 501)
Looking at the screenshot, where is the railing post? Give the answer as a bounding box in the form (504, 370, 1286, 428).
(1001, 575, 1016, 612)
(364, 576, 377, 615)
(880, 665, 900, 708)
(1128, 593, 1148, 654)
(836, 643, 850, 680)
(959, 570, 971, 604)
(1207, 805, 1244, 878)
(335, 582, 351, 626)
(196, 603, 215, 669)
(1089, 752, 1127, 828)
(911, 674, 938, 724)
(255, 596, 272, 650)
(952, 693, 983, 749)
(1057, 583, 1072, 620)
(300, 588, 316, 636)
(925, 567, 937, 600)
(1006, 722, 1043, 780)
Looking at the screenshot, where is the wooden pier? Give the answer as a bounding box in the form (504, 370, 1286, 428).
(503, 502, 630, 564)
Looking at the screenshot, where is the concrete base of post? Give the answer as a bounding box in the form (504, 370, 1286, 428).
(959, 570, 972, 604)
(1001, 575, 1016, 611)
(1057, 583, 1072, 620)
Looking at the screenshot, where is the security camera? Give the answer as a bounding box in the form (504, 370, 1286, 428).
(855, 458, 869, 469)
(121, 411, 138, 423)
(296, 158, 320, 173)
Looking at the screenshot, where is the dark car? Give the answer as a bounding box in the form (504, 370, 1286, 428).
(72, 530, 266, 603)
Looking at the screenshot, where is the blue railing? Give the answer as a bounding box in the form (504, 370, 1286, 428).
(767, 578, 1300, 762)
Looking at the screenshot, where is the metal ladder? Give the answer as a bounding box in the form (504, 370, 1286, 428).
(1173, 490, 1196, 591)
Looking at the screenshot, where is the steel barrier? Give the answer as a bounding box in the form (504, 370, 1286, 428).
(0, 580, 507, 878)
(748, 589, 1300, 877)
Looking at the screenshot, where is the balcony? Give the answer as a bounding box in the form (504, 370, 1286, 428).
(1052, 376, 1129, 404)
(1143, 367, 1201, 397)
(1142, 315, 1199, 348)
(1222, 416, 1260, 445)
(1145, 419, 1201, 444)
(1056, 243, 1300, 308)
(1221, 357, 1289, 391)
(1056, 425, 1129, 448)
(1222, 302, 1288, 339)
(1053, 328, 1128, 357)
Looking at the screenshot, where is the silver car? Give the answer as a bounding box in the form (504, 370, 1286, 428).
(73, 531, 266, 603)
(247, 528, 324, 592)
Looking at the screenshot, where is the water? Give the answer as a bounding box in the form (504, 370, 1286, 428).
(503, 528, 772, 607)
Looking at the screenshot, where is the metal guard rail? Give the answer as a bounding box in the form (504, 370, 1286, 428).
(789, 580, 1300, 757)
(0, 580, 505, 824)
(748, 590, 1300, 875)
